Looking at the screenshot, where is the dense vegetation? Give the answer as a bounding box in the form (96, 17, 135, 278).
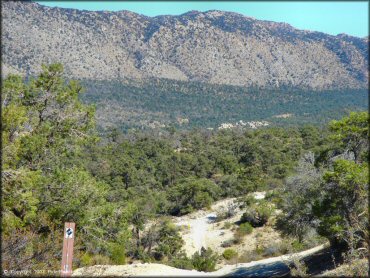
(81, 78, 368, 132)
(2, 64, 368, 274)
(277, 112, 369, 252)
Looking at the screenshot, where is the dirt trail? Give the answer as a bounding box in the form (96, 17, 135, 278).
(173, 193, 268, 256)
(173, 198, 239, 256)
(192, 216, 207, 251)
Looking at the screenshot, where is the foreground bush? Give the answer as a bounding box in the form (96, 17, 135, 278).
(239, 222, 253, 235)
(233, 223, 253, 244)
(191, 247, 219, 272)
(222, 249, 238, 260)
(169, 247, 219, 272)
(169, 252, 193, 270)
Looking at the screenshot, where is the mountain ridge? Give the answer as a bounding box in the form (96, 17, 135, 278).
(2, 1, 368, 90)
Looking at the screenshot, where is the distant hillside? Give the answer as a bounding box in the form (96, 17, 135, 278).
(2, 1, 368, 90)
(81, 78, 368, 132)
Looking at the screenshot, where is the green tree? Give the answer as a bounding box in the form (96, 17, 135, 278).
(240, 199, 272, 228)
(314, 160, 368, 248)
(278, 112, 369, 255)
(168, 178, 221, 215)
(276, 152, 323, 242)
(1, 64, 120, 270)
(155, 220, 184, 259)
(327, 112, 368, 163)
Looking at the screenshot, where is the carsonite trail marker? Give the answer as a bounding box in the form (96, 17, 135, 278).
(61, 222, 75, 277)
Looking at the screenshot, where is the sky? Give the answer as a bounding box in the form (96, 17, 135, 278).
(37, 1, 369, 37)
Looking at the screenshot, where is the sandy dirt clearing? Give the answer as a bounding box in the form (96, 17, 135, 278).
(173, 197, 242, 256)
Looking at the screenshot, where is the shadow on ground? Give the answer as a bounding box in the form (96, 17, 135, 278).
(225, 262, 290, 277)
(302, 247, 344, 275)
(224, 247, 344, 277)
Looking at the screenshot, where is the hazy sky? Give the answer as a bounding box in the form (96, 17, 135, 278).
(38, 1, 369, 37)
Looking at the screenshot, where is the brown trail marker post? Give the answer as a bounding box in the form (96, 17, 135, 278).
(61, 222, 75, 277)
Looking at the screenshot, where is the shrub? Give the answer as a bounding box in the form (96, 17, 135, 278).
(215, 203, 238, 222)
(291, 240, 305, 252)
(337, 259, 368, 277)
(191, 247, 219, 272)
(233, 223, 253, 244)
(289, 256, 308, 277)
(239, 223, 253, 235)
(233, 233, 243, 244)
(215, 211, 229, 222)
(238, 250, 262, 263)
(136, 247, 152, 263)
(238, 195, 256, 208)
(149, 219, 184, 261)
(240, 202, 272, 227)
(170, 248, 221, 272)
(169, 252, 193, 270)
(221, 239, 234, 248)
(277, 239, 291, 255)
(223, 222, 232, 229)
(80, 253, 93, 266)
(332, 250, 369, 277)
(222, 249, 238, 260)
(255, 245, 264, 256)
(80, 253, 111, 265)
(262, 245, 280, 257)
(108, 243, 126, 264)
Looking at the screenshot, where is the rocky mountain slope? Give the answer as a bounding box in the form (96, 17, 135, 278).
(2, 1, 368, 90)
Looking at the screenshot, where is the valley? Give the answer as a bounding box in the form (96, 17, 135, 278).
(81, 78, 368, 132)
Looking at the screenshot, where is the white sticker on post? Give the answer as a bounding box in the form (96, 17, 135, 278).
(65, 227, 74, 238)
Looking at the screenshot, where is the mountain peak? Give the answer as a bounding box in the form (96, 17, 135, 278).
(2, 1, 368, 90)
(182, 10, 201, 16)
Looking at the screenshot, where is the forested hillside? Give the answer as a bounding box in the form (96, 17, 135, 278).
(2, 65, 368, 275)
(81, 78, 368, 132)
